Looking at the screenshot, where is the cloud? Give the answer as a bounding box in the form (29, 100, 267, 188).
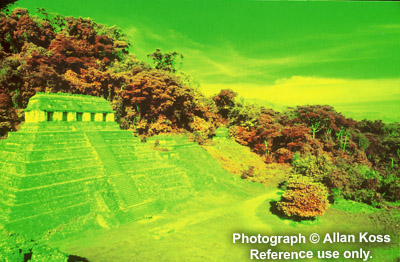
(123, 21, 399, 98)
(370, 24, 400, 31)
(182, 41, 374, 85)
(201, 76, 400, 106)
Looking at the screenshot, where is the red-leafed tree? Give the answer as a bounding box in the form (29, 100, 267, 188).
(291, 105, 356, 139)
(0, 89, 17, 138)
(212, 89, 237, 120)
(119, 70, 210, 135)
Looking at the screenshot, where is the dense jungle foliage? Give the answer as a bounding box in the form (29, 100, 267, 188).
(0, 8, 399, 218)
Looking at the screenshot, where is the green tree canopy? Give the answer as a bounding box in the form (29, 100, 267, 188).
(147, 48, 183, 73)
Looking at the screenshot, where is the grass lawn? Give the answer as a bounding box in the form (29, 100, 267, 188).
(49, 185, 399, 262)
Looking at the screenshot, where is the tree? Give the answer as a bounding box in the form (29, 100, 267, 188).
(0, 89, 17, 138)
(147, 48, 183, 73)
(0, 0, 18, 12)
(336, 127, 351, 152)
(291, 105, 356, 139)
(311, 121, 322, 139)
(212, 89, 237, 120)
(64, 68, 118, 100)
(0, 8, 136, 136)
(120, 70, 197, 135)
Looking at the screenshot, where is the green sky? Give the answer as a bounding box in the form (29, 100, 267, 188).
(16, 0, 400, 106)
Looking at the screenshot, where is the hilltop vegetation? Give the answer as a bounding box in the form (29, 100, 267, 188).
(0, 8, 399, 220)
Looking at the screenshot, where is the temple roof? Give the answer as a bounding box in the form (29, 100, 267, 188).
(25, 92, 114, 113)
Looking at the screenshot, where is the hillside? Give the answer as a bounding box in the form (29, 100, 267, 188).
(202, 131, 290, 186)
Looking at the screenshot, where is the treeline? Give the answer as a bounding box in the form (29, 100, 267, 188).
(216, 89, 399, 216)
(0, 8, 216, 138)
(0, 8, 399, 213)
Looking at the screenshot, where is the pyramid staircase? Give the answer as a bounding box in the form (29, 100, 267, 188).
(95, 130, 194, 222)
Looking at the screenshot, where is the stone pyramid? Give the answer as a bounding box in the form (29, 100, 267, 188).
(0, 93, 200, 238)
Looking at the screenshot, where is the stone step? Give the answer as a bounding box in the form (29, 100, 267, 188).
(7, 192, 90, 221)
(110, 175, 143, 207)
(22, 156, 99, 175)
(5, 201, 92, 236)
(0, 176, 101, 204)
(118, 199, 162, 224)
(25, 146, 96, 162)
(16, 166, 104, 189)
(0, 150, 28, 162)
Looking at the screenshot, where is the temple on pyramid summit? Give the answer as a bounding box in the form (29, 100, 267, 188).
(24, 92, 115, 123)
(0, 92, 244, 239)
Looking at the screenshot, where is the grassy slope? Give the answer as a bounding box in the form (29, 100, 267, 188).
(48, 136, 399, 262)
(202, 137, 290, 186)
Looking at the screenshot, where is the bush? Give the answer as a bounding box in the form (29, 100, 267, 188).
(353, 189, 385, 208)
(187, 130, 209, 145)
(0, 230, 70, 262)
(356, 132, 370, 151)
(275, 148, 293, 163)
(324, 167, 364, 199)
(291, 153, 333, 182)
(189, 115, 215, 138)
(241, 165, 255, 179)
(277, 175, 329, 219)
(381, 173, 400, 202)
(324, 163, 394, 207)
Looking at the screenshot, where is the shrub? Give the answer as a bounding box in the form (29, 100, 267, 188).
(381, 173, 400, 202)
(187, 130, 212, 145)
(277, 175, 329, 219)
(353, 189, 385, 208)
(324, 167, 364, 199)
(189, 115, 215, 138)
(0, 230, 70, 262)
(291, 153, 333, 182)
(241, 165, 255, 179)
(275, 148, 293, 163)
(324, 163, 393, 207)
(356, 132, 370, 151)
(360, 166, 382, 191)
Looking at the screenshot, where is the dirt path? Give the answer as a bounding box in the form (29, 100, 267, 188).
(236, 189, 280, 230)
(149, 189, 279, 239)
